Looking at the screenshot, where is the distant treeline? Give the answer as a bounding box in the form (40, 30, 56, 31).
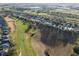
(50, 12, 79, 19)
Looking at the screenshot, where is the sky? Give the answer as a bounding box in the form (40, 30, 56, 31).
(0, 0, 79, 3)
(0, 3, 79, 8)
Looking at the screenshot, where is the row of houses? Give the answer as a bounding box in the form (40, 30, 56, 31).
(1, 11, 78, 32)
(12, 13, 79, 32)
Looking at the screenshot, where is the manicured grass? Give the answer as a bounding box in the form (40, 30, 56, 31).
(10, 18, 37, 56)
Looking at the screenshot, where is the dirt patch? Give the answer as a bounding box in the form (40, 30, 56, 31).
(4, 16, 15, 32)
(46, 43, 73, 56)
(31, 26, 74, 56)
(32, 31, 46, 56)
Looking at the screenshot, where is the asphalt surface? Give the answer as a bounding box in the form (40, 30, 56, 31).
(0, 16, 10, 56)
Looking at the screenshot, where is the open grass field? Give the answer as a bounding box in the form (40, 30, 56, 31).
(10, 18, 37, 56)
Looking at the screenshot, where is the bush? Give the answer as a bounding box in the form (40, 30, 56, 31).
(73, 47, 79, 54)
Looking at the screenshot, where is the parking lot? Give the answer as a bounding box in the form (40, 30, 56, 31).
(0, 16, 10, 56)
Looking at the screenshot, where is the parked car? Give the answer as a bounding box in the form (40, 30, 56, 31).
(0, 45, 3, 50)
(1, 35, 9, 38)
(1, 43, 10, 49)
(0, 50, 7, 56)
(2, 30, 9, 35)
(2, 40, 9, 43)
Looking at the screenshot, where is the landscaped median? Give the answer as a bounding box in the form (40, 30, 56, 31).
(10, 17, 37, 56)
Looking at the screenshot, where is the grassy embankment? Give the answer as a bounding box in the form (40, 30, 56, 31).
(10, 17, 37, 56)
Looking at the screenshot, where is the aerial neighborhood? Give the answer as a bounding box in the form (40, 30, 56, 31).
(0, 3, 79, 56)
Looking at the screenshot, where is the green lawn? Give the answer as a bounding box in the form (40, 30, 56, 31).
(10, 18, 37, 56)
